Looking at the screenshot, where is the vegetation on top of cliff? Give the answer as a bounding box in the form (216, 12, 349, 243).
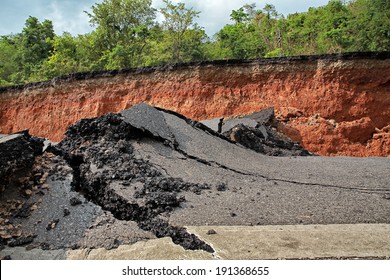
(0, 0, 389, 86)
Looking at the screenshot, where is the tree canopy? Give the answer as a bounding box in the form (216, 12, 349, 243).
(0, 0, 388, 85)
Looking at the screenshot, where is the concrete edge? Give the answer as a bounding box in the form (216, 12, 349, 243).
(64, 224, 390, 260)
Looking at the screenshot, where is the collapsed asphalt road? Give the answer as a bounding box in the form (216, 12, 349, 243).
(1, 103, 390, 259)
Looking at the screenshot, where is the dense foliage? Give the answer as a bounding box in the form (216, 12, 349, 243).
(0, 0, 389, 85)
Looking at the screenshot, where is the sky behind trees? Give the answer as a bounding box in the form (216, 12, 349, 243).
(0, 0, 330, 36)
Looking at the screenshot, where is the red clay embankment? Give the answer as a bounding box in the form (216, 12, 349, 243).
(0, 52, 389, 156)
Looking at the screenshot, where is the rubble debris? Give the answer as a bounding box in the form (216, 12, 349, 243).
(69, 197, 82, 206)
(46, 219, 59, 231)
(30, 204, 38, 211)
(222, 118, 258, 133)
(40, 242, 50, 250)
(63, 209, 70, 217)
(0, 131, 44, 192)
(207, 229, 217, 235)
(14, 203, 33, 218)
(138, 218, 213, 252)
(57, 112, 214, 252)
(201, 108, 311, 156)
(216, 182, 228, 191)
(0, 200, 29, 246)
(8, 236, 34, 247)
(224, 123, 312, 156)
(24, 189, 32, 196)
(0, 223, 22, 239)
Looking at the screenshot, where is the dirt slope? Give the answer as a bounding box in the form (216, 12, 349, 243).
(0, 52, 389, 156)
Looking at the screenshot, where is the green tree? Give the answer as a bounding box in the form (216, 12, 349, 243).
(160, 0, 203, 63)
(284, 12, 312, 55)
(76, 32, 109, 71)
(86, 0, 156, 68)
(201, 39, 232, 61)
(283, 1, 351, 55)
(348, 0, 390, 51)
(36, 33, 91, 79)
(0, 35, 18, 85)
(317, 0, 352, 53)
(7, 16, 55, 83)
(20, 17, 55, 64)
(216, 23, 265, 59)
(230, 7, 250, 24)
(252, 4, 284, 56)
(215, 5, 267, 59)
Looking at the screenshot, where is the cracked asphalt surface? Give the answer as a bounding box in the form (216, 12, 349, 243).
(133, 108, 390, 226)
(1, 103, 390, 259)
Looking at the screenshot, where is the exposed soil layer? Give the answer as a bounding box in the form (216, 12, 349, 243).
(0, 52, 389, 156)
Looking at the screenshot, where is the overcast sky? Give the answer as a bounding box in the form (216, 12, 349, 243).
(0, 0, 330, 37)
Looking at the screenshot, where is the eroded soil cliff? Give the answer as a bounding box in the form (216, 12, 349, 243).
(0, 52, 389, 156)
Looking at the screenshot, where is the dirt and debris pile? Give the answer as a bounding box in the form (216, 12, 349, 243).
(0, 131, 44, 192)
(203, 108, 312, 156)
(0, 131, 45, 250)
(57, 110, 213, 252)
(223, 124, 312, 156)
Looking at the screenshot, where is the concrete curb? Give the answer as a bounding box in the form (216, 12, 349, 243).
(65, 224, 390, 260)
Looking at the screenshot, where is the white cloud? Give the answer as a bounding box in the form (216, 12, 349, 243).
(47, 1, 94, 35)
